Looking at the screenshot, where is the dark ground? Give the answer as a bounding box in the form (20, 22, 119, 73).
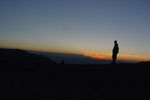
(1, 64, 150, 100)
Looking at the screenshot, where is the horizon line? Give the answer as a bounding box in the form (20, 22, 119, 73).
(0, 47, 149, 63)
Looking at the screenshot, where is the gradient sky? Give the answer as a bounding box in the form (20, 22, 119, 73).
(0, 0, 150, 61)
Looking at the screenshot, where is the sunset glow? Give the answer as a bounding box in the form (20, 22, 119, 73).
(83, 52, 150, 62)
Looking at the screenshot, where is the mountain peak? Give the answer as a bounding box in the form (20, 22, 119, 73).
(0, 48, 56, 65)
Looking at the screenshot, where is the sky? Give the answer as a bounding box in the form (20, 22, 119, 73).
(0, 0, 150, 62)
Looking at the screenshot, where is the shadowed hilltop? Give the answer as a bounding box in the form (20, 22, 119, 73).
(0, 48, 56, 65)
(1, 48, 150, 99)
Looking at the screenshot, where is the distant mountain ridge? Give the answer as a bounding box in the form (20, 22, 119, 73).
(28, 50, 112, 64)
(0, 48, 56, 65)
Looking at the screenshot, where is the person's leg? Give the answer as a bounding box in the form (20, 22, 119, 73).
(116, 54, 118, 63)
(114, 58, 116, 64)
(112, 54, 116, 64)
(112, 54, 115, 64)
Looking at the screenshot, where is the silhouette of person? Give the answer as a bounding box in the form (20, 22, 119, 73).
(112, 40, 119, 64)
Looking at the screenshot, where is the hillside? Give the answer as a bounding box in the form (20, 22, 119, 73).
(0, 48, 56, 65)
(1, 64, 150, 100)
(1, 48, 150, 99)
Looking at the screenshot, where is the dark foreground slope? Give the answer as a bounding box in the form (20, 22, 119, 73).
(1, 48, 150, 100)
(1, 64, 150, 100)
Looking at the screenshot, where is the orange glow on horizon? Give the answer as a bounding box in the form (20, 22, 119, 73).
(83, 53, 150, 62)
(83, 53, 111, 60)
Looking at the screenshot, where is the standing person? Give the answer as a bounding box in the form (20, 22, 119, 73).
(112, 40, 119, 64)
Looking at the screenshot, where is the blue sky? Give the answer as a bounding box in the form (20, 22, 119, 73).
(0, 0, 150, 61)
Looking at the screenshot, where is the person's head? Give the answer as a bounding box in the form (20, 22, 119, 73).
(114, 40, 117, 44)
(114, 40, 118, 45)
